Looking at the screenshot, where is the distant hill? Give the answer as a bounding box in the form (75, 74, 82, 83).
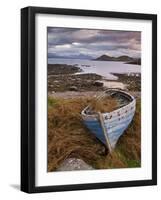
(125, 58, 141, 65)
(94, 54, 115, 61)
(116, 55, 134, 61)
(94, 54, 134, 61)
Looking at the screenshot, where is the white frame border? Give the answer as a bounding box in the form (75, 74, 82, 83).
(35, 14, 152, 187)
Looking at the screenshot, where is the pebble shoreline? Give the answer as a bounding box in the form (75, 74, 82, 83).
(48, 64, 141, 92)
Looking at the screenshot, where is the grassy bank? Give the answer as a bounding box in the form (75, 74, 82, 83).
(48, 96, 141, 172)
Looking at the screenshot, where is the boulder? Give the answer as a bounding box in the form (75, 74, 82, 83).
(93, 81, 103, 87)
(54, 80, 59, 83)
(57, 158, 93, 171)
(69, 86, 78, 91)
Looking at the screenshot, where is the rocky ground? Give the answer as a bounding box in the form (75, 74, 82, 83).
(48, 63, 82, 75)
(48, 73, 103, 92)
(57, 158, 93, 171)
(49, 91, 141, 99)
(112, 73, 141, 91)
(48, 64, 141, 93)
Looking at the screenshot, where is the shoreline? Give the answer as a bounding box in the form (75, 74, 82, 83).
(49, 91, 141, 99)
(48, 64, 141, 93)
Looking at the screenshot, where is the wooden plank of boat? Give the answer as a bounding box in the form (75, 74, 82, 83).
(97, 112, 112, 153)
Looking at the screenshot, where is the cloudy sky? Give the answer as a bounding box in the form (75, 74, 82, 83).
(48, 27, 141, 59)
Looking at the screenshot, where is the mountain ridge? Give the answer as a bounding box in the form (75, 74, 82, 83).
(94, 54, 135, 61)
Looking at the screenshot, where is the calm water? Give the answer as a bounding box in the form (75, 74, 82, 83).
(48, 58, 141, 80)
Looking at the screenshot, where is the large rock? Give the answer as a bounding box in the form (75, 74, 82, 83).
(93, 81, 103, 87)
(57, 158, 93, 171)
(69, 86, 78, 91)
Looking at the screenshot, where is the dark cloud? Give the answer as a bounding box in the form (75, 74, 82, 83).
(47, 27, 141, 59)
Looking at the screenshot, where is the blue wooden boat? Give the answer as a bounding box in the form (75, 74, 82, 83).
(81, 89, 136, 152)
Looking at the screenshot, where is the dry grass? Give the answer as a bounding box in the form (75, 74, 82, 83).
(89, 96, 118, 113)
(48, 96, 141, 172)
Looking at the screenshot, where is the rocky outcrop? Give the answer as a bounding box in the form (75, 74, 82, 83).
(94, 54, 134, 62)
(57, 158, 94, 171)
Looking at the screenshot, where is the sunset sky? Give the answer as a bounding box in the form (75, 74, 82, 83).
(48, 27, 141, 59)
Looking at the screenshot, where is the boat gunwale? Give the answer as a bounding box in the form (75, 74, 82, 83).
(81, 89, 135, 118)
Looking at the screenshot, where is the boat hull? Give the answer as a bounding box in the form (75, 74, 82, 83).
(81, 90, 136, 149)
